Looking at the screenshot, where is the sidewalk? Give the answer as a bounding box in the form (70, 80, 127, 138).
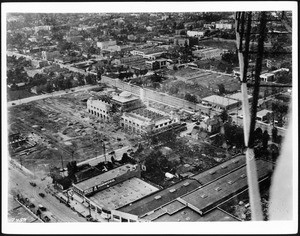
(49, 185, 106, 222)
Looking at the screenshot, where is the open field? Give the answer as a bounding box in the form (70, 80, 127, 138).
(161, 68, 240, 99)
(7, 89, 136, 177)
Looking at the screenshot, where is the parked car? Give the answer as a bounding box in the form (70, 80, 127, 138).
(12, 103, 16, 105)
(30, 182, 37, 187)
(39, 193, 45, 198)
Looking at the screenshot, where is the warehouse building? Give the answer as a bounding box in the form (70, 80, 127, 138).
(202, 95, 240, 111)
(72, 163, 159, 222)
(118, 156, 272, 222)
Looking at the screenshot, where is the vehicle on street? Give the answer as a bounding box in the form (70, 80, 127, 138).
(39, 193, 45, 198)
(30, 182, 37, 187)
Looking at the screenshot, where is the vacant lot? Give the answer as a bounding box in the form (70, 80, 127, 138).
(161, 68, 240, 100)
(199, 39, 237, 50)
(7, 90, 136, 177)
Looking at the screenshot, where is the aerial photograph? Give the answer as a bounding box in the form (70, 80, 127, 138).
(2, 2, 297, 235)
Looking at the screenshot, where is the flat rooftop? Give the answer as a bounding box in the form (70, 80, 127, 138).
(145, 204, 238, 222)
(227, 92, 253, 101)
(89, 177, 159, 210)
(257, 109, 273, 118)
(202, 95, 239, 107)
(181, 160, 272, 214)
(74, 164, 137, 192)
(118, 155, 246, 216)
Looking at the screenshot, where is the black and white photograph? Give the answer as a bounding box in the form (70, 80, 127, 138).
(1, 2, 298, 234)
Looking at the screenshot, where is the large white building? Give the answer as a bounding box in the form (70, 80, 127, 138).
(215, 23, 234, 30)
(130, 47, 166, 60)
(120, 108, 180, 134)
(193, 48, 224, 60)
(97, 40, 120, 52)
(87, 97, 113, 121)
(187, 30, 206, 37)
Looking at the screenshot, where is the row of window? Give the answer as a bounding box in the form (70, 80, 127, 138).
(90, 106, 109, 114)
(155, 120, 172, 129)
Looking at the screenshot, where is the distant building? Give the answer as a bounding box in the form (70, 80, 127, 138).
(173, 36, 198, 47)
(256, 109, 273, 122)
(97, 40, 118, 51)
(66, 35, 83, 43)
(199, 117, 221, 134)
(193, 47, 224, 60)
(202, 95, 240, 111)
(260, 68, 289, 82)
(131, 47, 167, 60)
(145, 58, 167, 70)
(187, 29, 207, 37)
(215, 23, 234, 30)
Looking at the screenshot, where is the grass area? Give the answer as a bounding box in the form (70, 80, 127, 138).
(7, 88, 35, 102)
(199, 39, 237, 50)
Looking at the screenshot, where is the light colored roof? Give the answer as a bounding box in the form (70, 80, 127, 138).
(112, 93, 139, 103)
(88, 177, 159, 210)
(119, 91, 132, 98)
(227, 92, 252, 101)
(202, 95, 239, 107)
(256, 109, 273, 118)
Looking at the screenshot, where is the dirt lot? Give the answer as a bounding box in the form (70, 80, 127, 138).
(161, 68, 240, 99)
(7, 90, 137, 177)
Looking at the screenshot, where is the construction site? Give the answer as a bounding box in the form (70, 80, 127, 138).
(7, 89, 137, 178)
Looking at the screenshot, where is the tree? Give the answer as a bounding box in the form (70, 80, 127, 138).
(184, 93, 197, 103)
(262, 130, 269, 150)
(217, 83, 226, 95)
(271, 127, 278, 143)
(220, 110, 229, 123)
(254, 127, 263, 142)
(67, 161, 78, 182)
(45, 82, 53, 93)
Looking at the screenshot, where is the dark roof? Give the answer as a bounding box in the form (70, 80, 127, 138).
(118, 155, 247, 216)
(181, 159, 272, 214)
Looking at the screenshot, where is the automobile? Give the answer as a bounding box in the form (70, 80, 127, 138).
(39, 193, 45, 198)
(12, 103, 16, 105)
(195, 121, 200, 125)
(38, 204, 47, 211)
(30, 182, 37, 187)
(109, 151, 115, 155)
(127, 149, 133, 153)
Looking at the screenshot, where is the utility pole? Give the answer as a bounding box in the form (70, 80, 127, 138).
(60, 155, 64, 171)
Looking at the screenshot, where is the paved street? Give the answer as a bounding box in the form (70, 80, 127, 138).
(77, 145, 131, 167)
(8, 161, 86, 222)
